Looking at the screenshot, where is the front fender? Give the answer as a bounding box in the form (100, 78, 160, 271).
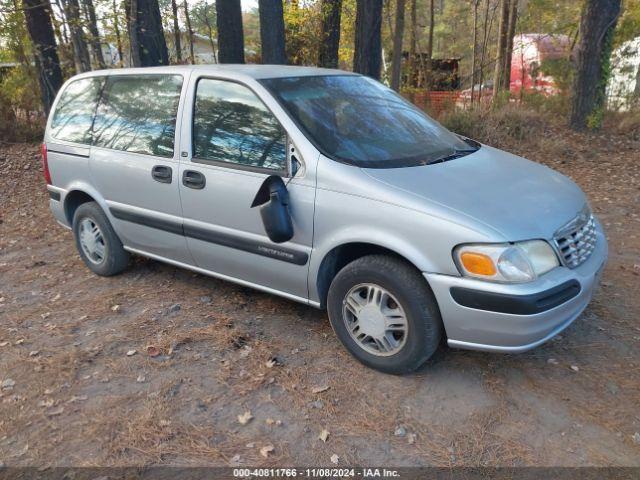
(308, 188, 498, 304)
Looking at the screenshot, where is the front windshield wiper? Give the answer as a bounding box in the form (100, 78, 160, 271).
(427, 148, 478, 165)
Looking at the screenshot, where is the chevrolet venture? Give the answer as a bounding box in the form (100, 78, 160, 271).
(42, 65, 607, 373)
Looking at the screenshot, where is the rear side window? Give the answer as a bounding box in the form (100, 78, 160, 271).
(50, 77, 104, 144)
(193, 79, 286, 172)
(92, 75, 183, 158)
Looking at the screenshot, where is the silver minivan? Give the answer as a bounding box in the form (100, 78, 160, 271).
(43, 65, 607, 373)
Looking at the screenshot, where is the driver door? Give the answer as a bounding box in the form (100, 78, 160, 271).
(178, 76, 315, 301)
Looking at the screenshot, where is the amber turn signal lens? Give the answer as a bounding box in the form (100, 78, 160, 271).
(459, 252, 497, 276)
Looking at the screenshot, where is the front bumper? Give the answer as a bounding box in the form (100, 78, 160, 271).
(425, 225, 608, 353)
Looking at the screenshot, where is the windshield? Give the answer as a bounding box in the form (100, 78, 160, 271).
(260, 75, 476, 168)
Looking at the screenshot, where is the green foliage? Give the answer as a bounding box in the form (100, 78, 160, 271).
(614, 0, 640, 47)
(284, 2, 322, 65)
(539, 57, 574, 94)
(0, 66, 44, 141)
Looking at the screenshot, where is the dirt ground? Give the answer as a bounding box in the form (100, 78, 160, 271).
(1, 124, 639, 468)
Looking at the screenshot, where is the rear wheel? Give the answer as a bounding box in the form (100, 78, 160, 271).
(72, 202, 129, 276)
(327, 255, 442, 374)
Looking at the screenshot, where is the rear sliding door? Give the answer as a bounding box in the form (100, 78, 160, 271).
(89, 74, 192, 263)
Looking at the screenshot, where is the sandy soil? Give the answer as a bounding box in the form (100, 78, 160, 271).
(0, 125, 639, 467)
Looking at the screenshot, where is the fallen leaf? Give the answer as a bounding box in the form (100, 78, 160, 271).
(29, 351, 39, 357)
(311, 385, 330, 394)
(319, 429, 330, 442)
(237, 410, 253, 425)
(66, 395, 88, 403)
(330, 454, 339, 464)
(0, 341, 9, 347)
(407, 433, 417, 444)
(126, 349, 137, 357)
(265, 356, 282, 368)
(111, 305, 121, 312)
(146, 345, 160, 357)
(265, 418, 275, 425)
(1, 379, 15, 389)
(260, 445, 274, 458)
(46, 406, 64, 416)
(570, 365, 579, 372)
(136, 375, 146, 383)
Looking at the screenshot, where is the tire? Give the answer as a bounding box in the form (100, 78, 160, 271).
(327, 255, 442, 374)
(72, 201, 129, 276)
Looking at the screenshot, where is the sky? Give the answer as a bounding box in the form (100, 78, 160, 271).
(241, 0, 259, 11)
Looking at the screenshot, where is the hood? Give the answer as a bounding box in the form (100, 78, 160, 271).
(361, 145, 586, 241)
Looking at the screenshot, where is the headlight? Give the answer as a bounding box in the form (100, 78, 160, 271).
(454, 240, 559, 283)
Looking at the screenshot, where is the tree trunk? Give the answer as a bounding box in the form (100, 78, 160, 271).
(570, 0, 622, 130)
(61, 0, 92, 72)
(201, 4, 218, 62)
(127, 0, 170, 66)
(125, 0, 141, 66)
(503, 0, 518, 91)
(259, 0, 287, 64)
(112, 0, 124, 65)
(216, 0, 245, 63)
(82, 0, 106, 68)
(53, 0, 70, 45)
(409, 0, 417, 87)
(471, 0, 479, 105)
(492, 0, 510, 97)
(425, 0, 434, 89)
(318, 0, 342, 68)
(184, 0, 195, 63)
(171, 0, 182, 62)
(478, 0, 492, 96)
(353, 0, 382, 79)
(390, 0, 405, 91)
(23, 0, 64, 113)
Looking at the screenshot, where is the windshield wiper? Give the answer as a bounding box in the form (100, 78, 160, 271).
(427, 148, 478, 165)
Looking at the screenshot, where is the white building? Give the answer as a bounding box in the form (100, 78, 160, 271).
(607, 36, 640, 111)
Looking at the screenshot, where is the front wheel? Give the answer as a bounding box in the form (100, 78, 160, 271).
(327, 255, 443, 374)
(72, 201, 129, 276)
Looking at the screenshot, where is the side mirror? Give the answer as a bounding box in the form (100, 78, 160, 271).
(251, 175, 294, 244)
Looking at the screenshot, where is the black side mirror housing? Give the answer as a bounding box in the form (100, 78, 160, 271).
(251, 175, 294, 244)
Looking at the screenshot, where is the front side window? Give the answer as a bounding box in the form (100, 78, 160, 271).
(50, 77, 104, 144)
(261, 75, 475, 168)
(193, 79, 287, 172)
(92, 75, 183, 158)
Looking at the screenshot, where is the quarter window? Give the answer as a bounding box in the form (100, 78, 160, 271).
(92, 75, 183, 158)
(193, 79, 286, 172)
(50, 77, 104, 144)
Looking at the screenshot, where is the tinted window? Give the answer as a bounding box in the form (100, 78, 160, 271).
(261, 75, 475, 168)
(50, 77, 103, 144)
(193, 79, 286, 171)
(92, 75, 182, 157)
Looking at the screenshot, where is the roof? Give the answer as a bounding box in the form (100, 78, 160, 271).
(74, 64, 354, 82)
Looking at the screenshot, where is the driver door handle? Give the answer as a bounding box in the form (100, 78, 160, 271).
(182, 170, 206, 190)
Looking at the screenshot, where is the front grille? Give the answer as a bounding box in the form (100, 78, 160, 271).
(554, 214, 597, 268)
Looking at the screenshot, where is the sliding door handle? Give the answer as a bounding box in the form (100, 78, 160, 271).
(151, 165, 172, 184)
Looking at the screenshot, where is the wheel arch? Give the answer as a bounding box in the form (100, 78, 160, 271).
(63, 190, 97, 225)
(314, 242, 428, 309)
